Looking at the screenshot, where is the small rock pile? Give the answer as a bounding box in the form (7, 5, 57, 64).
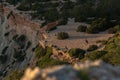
(21, 60, 120, 80)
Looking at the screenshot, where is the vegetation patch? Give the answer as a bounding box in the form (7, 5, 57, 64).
(68, 48, 85, 59)
(4, 70, 24, 80)
(35, 46, 46, 58)
(107, 25, 120, 34)
(36, 46, 69, 68)
(57, 32, 69, 40)
(87, 45, 98, 52)
(76, 25, 87, 32)
(87, 51, 107, 60)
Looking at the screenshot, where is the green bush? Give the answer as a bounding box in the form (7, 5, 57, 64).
(107, 28, 117, 33)
(44, 8, 59, 22)
(17, 3, 30, 11)
(6, 0, 17, 5)
(98, 33, 120, 66)
(35, 46, 46, 58)
(36, 47, 69, 68)
(4, 70, 24, 80)
(107, 25, 120, 33)
(102, 51, 120, 66)
(86, 18, 110, 33)
(76, 25, 87, 32)
(87, 45, 98, 51)
(87, 51, 107, 60)
(104, 43, 117, 51)
(57, 32, 69, 40)
(68, 48, 85, 59)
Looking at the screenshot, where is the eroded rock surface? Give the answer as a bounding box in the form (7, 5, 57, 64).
(21, 60, 120, 80)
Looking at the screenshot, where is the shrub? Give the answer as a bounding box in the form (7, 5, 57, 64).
(6, 0, 17, 5)
(4, 70, 24, 80)
(107, 25, 120, 33)
(107, 28, 117, 33)
(36, 46, 69, 68)
(57, 32, 69, 40)
(86, 18, 110, 33)
(87, 45, 98, 51)
(102, 51, 120, 66)
(76, 25, 87, 32)
(44, 8, 59, 22)
(17, 3, 30, 11)
(87, 51, 107, 60)
(35, 46, 46, 58)
(68, 48, 85, 59)
(104, 43, 117, 51)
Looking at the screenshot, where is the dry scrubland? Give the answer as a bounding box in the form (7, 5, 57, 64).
(47, 19, 113, 50)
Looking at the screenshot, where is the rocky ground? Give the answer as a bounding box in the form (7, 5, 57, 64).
(21, 60, 120, 80)
(0, 3, 44, 78)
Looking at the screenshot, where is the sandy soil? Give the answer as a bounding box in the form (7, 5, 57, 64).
(46, 19, 114, 50)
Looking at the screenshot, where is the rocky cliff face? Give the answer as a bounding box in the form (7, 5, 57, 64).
(21, 60, 120, 80)
(0, 4, 44, 78)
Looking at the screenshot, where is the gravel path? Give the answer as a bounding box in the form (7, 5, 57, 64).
(47, 19, 113, 50)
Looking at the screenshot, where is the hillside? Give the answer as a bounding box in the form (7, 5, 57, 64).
(5, 60, 120, 80)
(0, 0, 120, 80)
(0, 3, 46, 78)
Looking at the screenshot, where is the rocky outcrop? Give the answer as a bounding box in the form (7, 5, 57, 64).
(21, 60, 120, 80)
(0, 3, 46, 78)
